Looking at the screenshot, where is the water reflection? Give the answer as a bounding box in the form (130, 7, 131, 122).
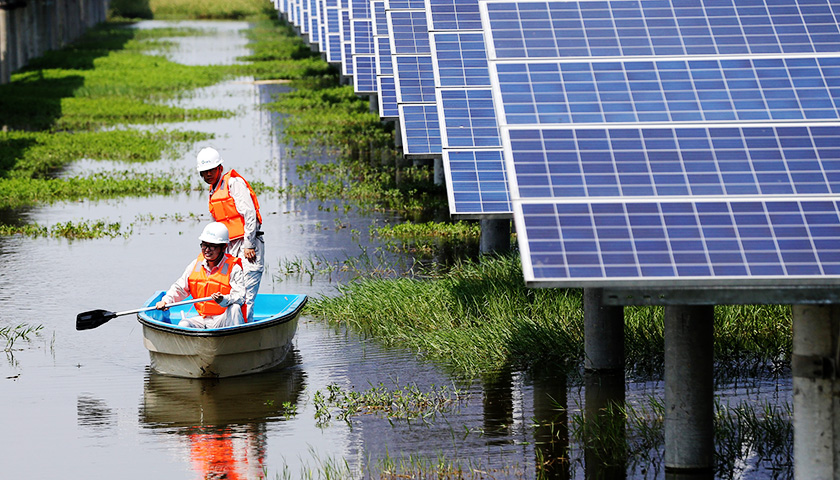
(584, 371, 626, 480)
(532, 371, 570, 480)
(139, 351, 305, 479)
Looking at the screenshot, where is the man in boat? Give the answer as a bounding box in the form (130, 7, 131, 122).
(195, 146, 264, 323)
(155, 222, 246, 328)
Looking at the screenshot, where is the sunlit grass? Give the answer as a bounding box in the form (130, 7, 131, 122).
(309, 253, 791, 378)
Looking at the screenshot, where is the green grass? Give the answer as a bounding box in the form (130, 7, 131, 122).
(309, 254, 792, 378)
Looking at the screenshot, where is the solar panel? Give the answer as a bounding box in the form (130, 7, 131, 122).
(379, 76, 401, 118)
(446, 149, 512, 216)
(374, 0, 398, 119)
(326, 5, 343, 63)
(399, 104, 443, 155)
(427, 0, 513, 218)
(480, 0, 840, 288)
(394, 55, 436, 102)
(354, 55, 378, 93)
(483, 0, 840, 60)
(386, 1, 441, 156)
(342, 9, 353, 76)
(494, 58, 840, 125)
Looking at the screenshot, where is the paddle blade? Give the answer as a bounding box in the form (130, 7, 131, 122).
(76, 309, 117, 331)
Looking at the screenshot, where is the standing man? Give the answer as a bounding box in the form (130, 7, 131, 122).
(196, 146, 264, 323)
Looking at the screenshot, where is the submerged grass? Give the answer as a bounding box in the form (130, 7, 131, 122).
(310, 253, 792, 379)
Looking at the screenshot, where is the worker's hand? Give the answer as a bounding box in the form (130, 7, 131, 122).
(244, 247, 256, 263)
(155, 301, 169, 311)
(211, 292, 224, 304)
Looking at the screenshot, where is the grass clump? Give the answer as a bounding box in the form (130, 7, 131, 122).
(310, 254, 792, 378)
(309, 254, 585, 376)
(267, 84, 394, 156)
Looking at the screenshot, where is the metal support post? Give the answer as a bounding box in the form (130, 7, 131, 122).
(479, 219, 510, 254)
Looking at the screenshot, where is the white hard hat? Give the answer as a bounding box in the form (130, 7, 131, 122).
(196, 147, 223, 172)
(199, 222, 229, 245)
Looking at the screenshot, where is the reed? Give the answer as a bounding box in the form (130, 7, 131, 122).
(1, 323, 44, 352)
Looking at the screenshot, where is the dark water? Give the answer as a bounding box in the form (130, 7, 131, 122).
(0, 22, 792, 479)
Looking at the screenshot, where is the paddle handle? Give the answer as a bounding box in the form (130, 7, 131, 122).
(115, 296, 215, 317)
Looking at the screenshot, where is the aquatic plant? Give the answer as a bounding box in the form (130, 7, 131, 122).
(0, 220, 126, 239)
(312, 381, 465, 426)
(1, 323, 44, 352)
(310, 253, 792, 379)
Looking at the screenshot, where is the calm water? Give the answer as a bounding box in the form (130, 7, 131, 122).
(0, 22, 793, 479)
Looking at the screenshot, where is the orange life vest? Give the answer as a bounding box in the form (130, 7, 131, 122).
(187, 253, 242, 317)
(208, 170, 262, 241)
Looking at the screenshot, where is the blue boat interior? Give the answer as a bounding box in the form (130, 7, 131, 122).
(139, 291, 307, 329)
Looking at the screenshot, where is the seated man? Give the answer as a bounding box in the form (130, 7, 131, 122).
(155, 222, 245, 328)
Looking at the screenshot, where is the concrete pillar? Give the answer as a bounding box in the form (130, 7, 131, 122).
(584, 288, 625, 373)
(433, 156, 444, 186)
(792, 304, 840, 480)
(479, 218, 510, 254)
(0, 10, 8, 84)
(664, 305, 714, 474)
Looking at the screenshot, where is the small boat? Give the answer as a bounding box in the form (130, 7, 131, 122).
(137, 291, 307, 378)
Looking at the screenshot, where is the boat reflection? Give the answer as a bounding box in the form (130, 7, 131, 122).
(139, 351, 305, 479)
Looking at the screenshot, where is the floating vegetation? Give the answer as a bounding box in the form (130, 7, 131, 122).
(2, 323, 44, 352)
(0, 220, 127, 239)
(312, 381, 466, 426)
(235, 18, 334, 80)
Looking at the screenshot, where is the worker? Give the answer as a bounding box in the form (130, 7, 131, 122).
(155, 222, 245, 329)
(195, 146, 264, 322)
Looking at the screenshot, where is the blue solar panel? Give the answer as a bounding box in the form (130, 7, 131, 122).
(352, 19, 374, 54)
(376, 36, 393, 75)
(431, 32, 491, 87)
(446, 149, 512, 214)
(309, 0, 320, 45)
(326, 7, 343, 62)
(480, 0, 840, 288)
(439, 89, 501, 147)
(394, 55, 436, 102)
(389, 0, 426, 8)
(507, 125, 840, 199)
(342, 9, 353, 75)
(379, 76, 400, 118)
(428, 0, 482, 30)
(389, 11, 432, 54)
(400, 104, 443, 155)
(484, 0, 840, 60)
(495, 58, 840, 125)
(373, 0, 388, 36)
(354, 55, 378, 93)
(518, 199, 840, 284)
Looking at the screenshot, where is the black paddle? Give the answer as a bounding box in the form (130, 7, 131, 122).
(76, 296, 214, 331)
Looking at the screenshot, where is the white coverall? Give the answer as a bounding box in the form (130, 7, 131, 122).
(160, 257, 246, 329)
(212, 173, 265, 323)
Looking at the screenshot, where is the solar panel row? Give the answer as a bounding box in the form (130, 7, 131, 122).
(481, 0, 840, 288)
(275, 0, 512, 216)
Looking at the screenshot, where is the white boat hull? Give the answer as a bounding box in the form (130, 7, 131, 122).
(138, 292, 306, 378)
